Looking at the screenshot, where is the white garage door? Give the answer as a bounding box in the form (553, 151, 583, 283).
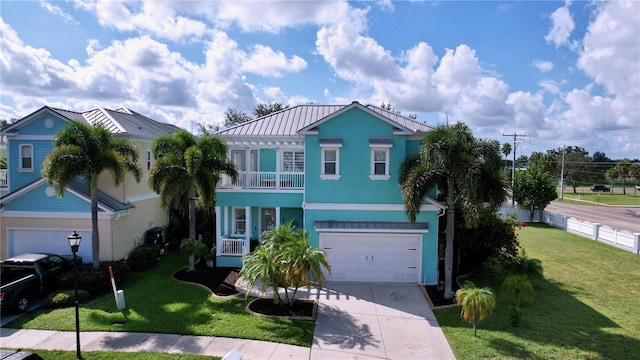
(7, 229, 92, 262)
(320, 233, 421, 283)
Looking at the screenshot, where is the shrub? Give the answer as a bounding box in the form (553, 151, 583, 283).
(57, 260, 130, 296)
(180, 238, 208, 271)
(43, 289, 91, 308)
(127, 244, 161, 272)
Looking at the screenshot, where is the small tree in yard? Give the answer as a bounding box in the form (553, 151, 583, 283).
(180, 238, 208, 272)
(502, 274, 535, 326)
(455, 282, 496, 337)
(513, 168, 558, 222)
(241, 221, 331, 306)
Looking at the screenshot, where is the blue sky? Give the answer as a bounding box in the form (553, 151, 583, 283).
(1, 1, 638, 159)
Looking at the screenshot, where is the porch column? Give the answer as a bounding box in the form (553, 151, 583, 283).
(215, 206, 221, 256)
(223, 207, 228, 236)
(245, 206, 251, 254)
(275, 148, 281, 189)
(275, 207, 281, 227)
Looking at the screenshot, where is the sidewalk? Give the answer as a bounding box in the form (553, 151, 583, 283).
(0, 328, 310, 359)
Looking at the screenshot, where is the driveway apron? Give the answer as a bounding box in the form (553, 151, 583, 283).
(311, 283, 455, 360)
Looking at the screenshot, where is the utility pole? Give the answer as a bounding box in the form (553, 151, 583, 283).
(560, 145, 565, 200)
(503, 133, 527, 206)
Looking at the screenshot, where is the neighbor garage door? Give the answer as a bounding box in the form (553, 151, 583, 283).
(320, 233, 420, 283)
(7, 228, 92, 262)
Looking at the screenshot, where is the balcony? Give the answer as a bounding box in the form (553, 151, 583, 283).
(218, 171, 304, 190)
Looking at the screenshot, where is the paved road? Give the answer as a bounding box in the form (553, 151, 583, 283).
(547, 201, 640, 233)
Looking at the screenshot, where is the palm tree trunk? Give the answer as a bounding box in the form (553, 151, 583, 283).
(188, 184, 197, 240)
(90, 174, 100, 269)
(444, 178, 456, 299)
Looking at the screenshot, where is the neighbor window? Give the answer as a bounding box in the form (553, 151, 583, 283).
(282, 151, 304, 172)
(19, 144, 33, 171)
(233, 208, 246, 235)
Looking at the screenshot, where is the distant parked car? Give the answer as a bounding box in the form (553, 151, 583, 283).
(590, 185, 611, 192)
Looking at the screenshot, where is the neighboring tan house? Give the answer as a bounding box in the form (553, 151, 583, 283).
(215, 101, 445, 284)
(0, 106, 179, 262)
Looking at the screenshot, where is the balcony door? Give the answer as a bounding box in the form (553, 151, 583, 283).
(231, 150, 258, 186)
(261, 208, 276, 232)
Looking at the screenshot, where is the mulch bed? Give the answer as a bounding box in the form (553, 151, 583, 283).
(173, 261, 314, 318)
(248, 298, 315, 318)
(425, 284, 459, 307)
(173, 261, 240, 297)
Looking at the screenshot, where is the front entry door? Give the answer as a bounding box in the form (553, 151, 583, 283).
(261, 208, 276, 232)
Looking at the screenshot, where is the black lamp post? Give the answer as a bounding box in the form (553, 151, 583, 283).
(67, 231, 82, 359)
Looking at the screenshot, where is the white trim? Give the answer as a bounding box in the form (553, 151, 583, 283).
(303, 202, 442, 211)
(315, 227, 428, 234)
(8, 135, 53, 141)
(98, 107, 127, 132)
(370, 147, 390, 179)
(223, 206, 229, 235)
(0, 211, 114, 219)
(216, 188, 303, 194)
(369, 175, 391, 181)
(281, 150, 305, 173)
(320, 174, 341, 180)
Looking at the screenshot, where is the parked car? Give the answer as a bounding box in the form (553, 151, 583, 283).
(590, 184, 611, 192)
(0, 253, 73, 313)
(0, 349, 44, 360)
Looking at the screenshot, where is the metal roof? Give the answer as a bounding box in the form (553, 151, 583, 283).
(68, 178, 136, 213)
(314, 220, 428, 231)
(216, 103, 432, 137)
(48, 106, 178, 138)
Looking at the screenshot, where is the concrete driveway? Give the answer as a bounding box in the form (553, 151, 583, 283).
(310, 283, 455, 360)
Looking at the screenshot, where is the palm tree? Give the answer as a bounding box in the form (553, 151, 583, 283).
(607, 159, 633, 195)
(455, 282, 496, 337)
(241, 221, 330, 305)
(501, 142, 512, 160)
(502, 273, 535, 326)
(42, 121, 141, 268)
(400, 123, 507, 299)
(148, 130, 237, 239)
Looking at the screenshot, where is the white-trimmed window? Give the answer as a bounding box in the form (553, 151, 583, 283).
(147, 149, 152, 170)
(19, 144, 33, 171)
(233, 208, 246, 235)
(282, 151, 304, 172)
(369, 138, 392, 180)
(321, 148, 340, 179)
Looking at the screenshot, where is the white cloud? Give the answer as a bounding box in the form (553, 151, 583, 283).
(545, 5, 575, 48)
(243, 45, 307, 78)
(40, 0, 79, 24)
(533, 60, 554, 73)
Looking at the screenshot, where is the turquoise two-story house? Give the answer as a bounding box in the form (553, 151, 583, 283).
(215, 102, 445, 284)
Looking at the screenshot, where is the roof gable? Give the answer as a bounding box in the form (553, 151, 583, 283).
(215, 102, 432, 138)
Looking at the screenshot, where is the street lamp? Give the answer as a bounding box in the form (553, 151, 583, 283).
(67, 231, 82, 359)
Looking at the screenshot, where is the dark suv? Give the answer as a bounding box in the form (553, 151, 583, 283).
(590, 184, 610, 192)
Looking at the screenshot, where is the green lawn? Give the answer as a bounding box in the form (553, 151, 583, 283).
(437, 224, 640, 360)
(558, 186, 640, 206)
(6, 253, 314, 347)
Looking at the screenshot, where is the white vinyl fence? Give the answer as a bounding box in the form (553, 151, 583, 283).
(501, 205, 640, 255)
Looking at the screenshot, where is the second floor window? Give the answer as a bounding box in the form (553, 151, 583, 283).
(282, 151, 304, 172)
(20, 144, 33, 170)
(321, 148, 340, 179)
(370, 148, 390, 180)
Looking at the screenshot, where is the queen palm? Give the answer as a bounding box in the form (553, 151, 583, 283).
(400, 123, 507, 299)
(148, 130, 237, 239)
(42, 121, 141, 268)
(455, 282, 496, 337)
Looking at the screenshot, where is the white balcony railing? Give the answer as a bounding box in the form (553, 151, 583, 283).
(0, 169, 7, 188)
(218, 171, 304, 189)
(219, 237, 245, 256)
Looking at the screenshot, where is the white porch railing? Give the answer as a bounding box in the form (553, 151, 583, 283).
(219, 237, 245, 256)
(0, 169, 7, 188)
(218, 171, 304, 189)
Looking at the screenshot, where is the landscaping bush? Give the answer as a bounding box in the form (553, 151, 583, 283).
(57, 260, 130, 296)
(43, 289, 91, 308)
(127, 244, 161, 272)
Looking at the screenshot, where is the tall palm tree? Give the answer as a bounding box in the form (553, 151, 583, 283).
(42, 121, 141, 268)
(400, 123, 507, 299)
(455, 282, 496, 337)
(501, 142, 512, 159)
(148, 130, 237, 239)
(607, 159, 633, 195)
